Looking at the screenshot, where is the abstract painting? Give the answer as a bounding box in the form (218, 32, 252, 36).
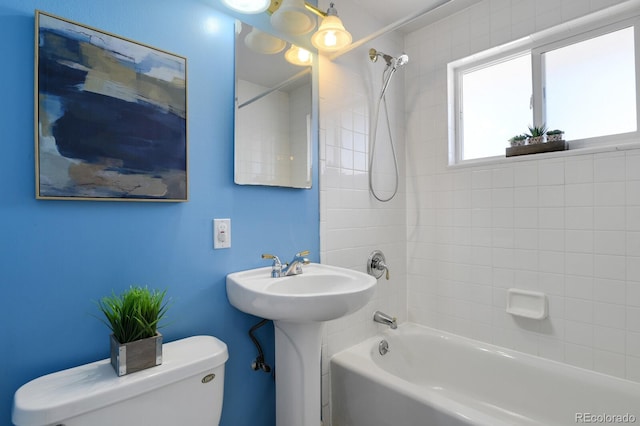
(35, 11, 187, 201)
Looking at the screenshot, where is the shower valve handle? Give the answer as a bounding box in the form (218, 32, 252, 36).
(371, 257, 390, 279)
(367, 250, 390, 280)
(375, 260, 390, 280)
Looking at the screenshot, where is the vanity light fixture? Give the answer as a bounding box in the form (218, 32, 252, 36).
(309, 2, 352, 52)
(270, 0, 316, 35)
(284, 44, 312, 66)
(244, 26, 286, 54)
(221, 0, 271, 14)
(222, 0, 352, 53)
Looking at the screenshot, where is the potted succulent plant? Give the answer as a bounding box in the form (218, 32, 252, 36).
(546, 129, 564, 142)
(509, 134, 528, 147)
(527, 124, 547, 144)
(97, 286, 169, 376)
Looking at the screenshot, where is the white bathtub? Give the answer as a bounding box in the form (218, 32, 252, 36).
(330, 323, 640, 426)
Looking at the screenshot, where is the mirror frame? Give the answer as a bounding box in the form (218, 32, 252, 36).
(209, 3, 319, 190)
(233, 21, 314, 188)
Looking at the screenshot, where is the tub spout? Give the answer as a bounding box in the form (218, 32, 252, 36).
(373, 311, 397, 329)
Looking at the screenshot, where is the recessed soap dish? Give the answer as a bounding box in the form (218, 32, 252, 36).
(506, 288, 548, 320)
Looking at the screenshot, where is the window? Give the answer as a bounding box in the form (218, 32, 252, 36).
(451, 15, 640, 163)
(543, 27, 636, 140)
(461, 54, 531, 160)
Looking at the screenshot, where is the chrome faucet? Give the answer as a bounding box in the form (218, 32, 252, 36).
(373, 311, 397, 329)
(261, 253, 283, 278)
(281, 250, 310, 276)
(262, 250, 310, 277)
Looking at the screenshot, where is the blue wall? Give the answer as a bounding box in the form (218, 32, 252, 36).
(0, 1, 319, 424)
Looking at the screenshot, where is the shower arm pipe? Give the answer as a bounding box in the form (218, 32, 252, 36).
(237, 68, 311, 109)
(327, 0, 453, 61)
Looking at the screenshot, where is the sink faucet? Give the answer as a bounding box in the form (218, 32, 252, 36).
(373, 311, 397, 329)
(261, 253, 283, 278)
(281, 250, 310, 276)
(262, 251, 310, 277)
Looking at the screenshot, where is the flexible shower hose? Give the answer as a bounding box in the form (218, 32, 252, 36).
(368, 65, 400, 202)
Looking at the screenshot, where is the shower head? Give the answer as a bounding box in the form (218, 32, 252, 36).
(369, 48, 409, 69)
(395, 54, 409, 68)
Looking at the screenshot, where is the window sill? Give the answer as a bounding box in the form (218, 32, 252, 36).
(449, 139, 640, 170)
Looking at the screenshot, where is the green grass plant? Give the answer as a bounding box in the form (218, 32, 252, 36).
(527, 124, 547, 137)
(97, 286, 169, 343)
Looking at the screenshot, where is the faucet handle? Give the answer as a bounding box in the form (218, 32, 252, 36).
(295, 250, 310, 257)
(367, 250, 389, 280)
(262, 253, 282, 277)
(262, 253, 281, 263)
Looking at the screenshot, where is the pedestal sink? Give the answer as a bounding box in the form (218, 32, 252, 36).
(226, 263, 376, 426)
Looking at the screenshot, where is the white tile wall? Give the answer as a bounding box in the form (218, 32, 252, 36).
(236, 80, 291, 185)
(236, 79, 311, 187)
(319, 0, 640, 423)
(317, 0, 406, 421)
(405, 0, 640, 382)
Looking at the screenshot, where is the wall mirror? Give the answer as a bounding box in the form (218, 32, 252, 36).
(234, 21, 313, 189)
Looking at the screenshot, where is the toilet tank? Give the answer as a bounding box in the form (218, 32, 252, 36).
(12, 335, 228, 426)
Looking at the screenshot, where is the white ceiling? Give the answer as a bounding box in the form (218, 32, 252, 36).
(347, 0, 449, 30)
(337, 0, 482, 36)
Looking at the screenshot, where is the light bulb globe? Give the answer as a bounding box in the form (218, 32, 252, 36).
(221, 0, 270, 14)
(311, 15, 351, 52)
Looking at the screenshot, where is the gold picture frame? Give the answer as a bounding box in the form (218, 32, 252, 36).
(35, 11, 188, 201)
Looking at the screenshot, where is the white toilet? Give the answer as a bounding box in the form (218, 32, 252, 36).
(12, 335, 228, 426)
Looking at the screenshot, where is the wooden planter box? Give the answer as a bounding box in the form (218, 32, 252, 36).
(506, 140, 567, 157)
(547, 133, 564, 142)
(110, 332, 163, 376)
